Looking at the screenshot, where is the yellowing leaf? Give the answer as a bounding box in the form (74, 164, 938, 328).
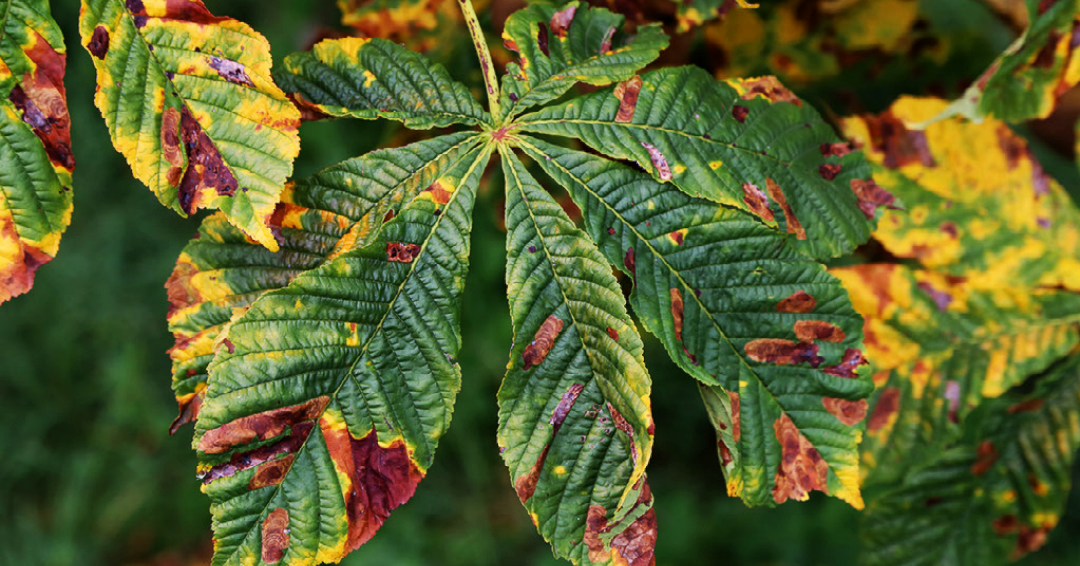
(79, 0, 301, 250)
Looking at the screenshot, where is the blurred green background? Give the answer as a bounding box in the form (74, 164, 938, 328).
(2, 0, 1080, 564)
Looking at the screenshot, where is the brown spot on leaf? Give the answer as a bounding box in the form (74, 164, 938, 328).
(161, 107, 185, 187)
(261, 508, 289, 564)
(772, 413, 828, 504)
(849, 178, 897, 220)
(820, 142, 852, 157)
(9, 36, 74, 172)
(1014, 525, 1052, 560)
(740, 76, 802, 106)
(169, 389, 204, 435)
(993, 514, 1019, 535)
(550, 5, 577, 38)
(971, 440, 998, 475)
(822, 397, 868, 426)
(386, 242, 422, 263)
(744, 339, 822, 367)
(320, 426, 423, 551)
(1009, 398, 1045, 413)
(742, 182, 774, 222)
(422, 180, 453, 205)
(777, 290, 816, 313)
(818, 163, 841, 180)
(862, 110, 935, 169)
(537, 22, 550, 57)
(624, 247, 635, 275)
(202, 421, 314, 484)
(997, 126, 1027, 170)
(794, 320, 846, 343)
(177, 105, 239, 214)
(729, 390, 741, 442)
(209, 56, 255, 87)
(918, 281, 952, 312)
(766, 179, 805, 240)
(585, 480, 656, 566)
(599, 27, 616, 54)
(868, 387, 900, 432)
(198, 396, 329, 454)
(287, 92, 331, 121)
(941, 222, 958, 238)
(732, 104, 749, 123)
(88, 26, 109, 59)
(523, 315, 564, 370)
(551, 383, 584, 432)
(249, 454, 295, 490)
(515, 446, 548, 502)
(607, 327, 619, 341)
(670, 288, 684, 341)
(823, 348, 867, 378)
(640, 142, 672, 181)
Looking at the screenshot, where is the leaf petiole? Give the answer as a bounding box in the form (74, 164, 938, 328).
(457, 0, 502, 123)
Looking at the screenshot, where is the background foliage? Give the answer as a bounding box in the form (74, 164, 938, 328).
(3, 0, 1080, 564)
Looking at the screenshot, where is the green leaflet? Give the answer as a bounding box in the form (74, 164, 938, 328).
(274, 37, 490, 129)
(499, 149, 655, 565)
(860, 358, 1080, 566)
(165, 132, 481, 433)
(193, 144, 489, 566)
(938, 0, 1080, 122)
(517, 67, 890, 259)
(518, 136, 872, 509)
(498, 1, 668, 121)
(0, 0, 72, 305)
(834, 264, 1080, 487)
(79, 0, 301, 251)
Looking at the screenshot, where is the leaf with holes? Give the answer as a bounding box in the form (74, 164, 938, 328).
(0, 0, 72, 305)
(274, 37, 489, 129)
(516, 66, 893, 259)
(192, 142, 489, 566)
(165, 132, 481, 433)
(840, 97, 1080, 291)
(78, 0, 300, 250)
(497, 1, 668, 120)
(518, 136, 872, 509)
(498, 149, 656, 565)
(860, 358, 1080, 566)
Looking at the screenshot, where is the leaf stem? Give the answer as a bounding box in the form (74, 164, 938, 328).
(457, 0, 501, 123)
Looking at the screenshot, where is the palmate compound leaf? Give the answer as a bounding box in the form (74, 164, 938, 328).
(833, 264, 1080, 487)
(165, 132, 481, 433)
(273, 37, 489, 129)
(499, 149, 656, 565)
(516, 66, 895, 260)
(497, 1, 668, 121)
(78, 0, 301, 250)
(517, 136, 873, 509)
(0, 0, 73, 305)
(189, 140, 490, 566)
(860, 357, 1080, 566)
(938, 0, 1080, 123)
(839, 96, 1080, 291)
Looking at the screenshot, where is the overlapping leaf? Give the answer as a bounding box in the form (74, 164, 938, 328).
(941, 0, 1080, 122)
(834, 264, 1080, 486)
(499, 150, 656, 565)
(193, 143, 490, 566)
(165, 132, 481, 432)
(840, 97, 1080, 291)
(274, 37, 489, 129)
(497, 2, 668, 120)
(861, 359, 1080, 566)
(0, 0, 72, 304)
(517, 67, 892, 259)
(518, 136, 873, 509)
(675, 0, 758, 32)
(78, 0, 301, 250)
(338, 0, 461, 52)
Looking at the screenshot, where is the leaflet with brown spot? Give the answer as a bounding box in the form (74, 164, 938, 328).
(160, 107, 184, 187)
(246, 455, 294, 490)
(744, 339, 823, 367)
(772, 414, 829, 504)
(766, 179, 806, 240)
(624, 247, 636, 275)
(515, 383, 584, 502)
(614, 76, 642, 123)
(584, 480, 657, 566)
(822, 397, 868, 426)
(177, 105, 239, 214)
(860, 110, 934, 169)
(421, 180, 453, 205)
(794, 320, 846, 343)
(201, 421, 314, 484)
(261, 508, 289, 564)
(740, 76, 802, 106)
(640, 142, 672, 181)
(741, 182, 774, 222)
(776, 290, 816, 313)
(850, 178, 897, 220)
(386, 242, 422, 263)
(729, 391, 741, 442)
(549, 5, 577, 39)
(971, 440, 998, 475)
(320, 425, 423, 551)
(1013, 524, 1052, 560)
(607, 402, 639, 463)
(208, 56, 255, 88)
(87, 26, 109, 58)
(670, 288, 684, 341)
(522, 315, 564, 370)
(822, 348, 867, 378)
(732, 104, 749, 123)
(820, 142, 852, 157)
(169, 389, 203, 435)
(197, 396, 329, 454)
